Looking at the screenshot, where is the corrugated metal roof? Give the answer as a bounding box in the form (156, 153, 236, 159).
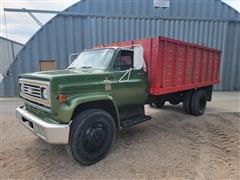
(1, 0, 240, 96)
(0, 36, 24, 46)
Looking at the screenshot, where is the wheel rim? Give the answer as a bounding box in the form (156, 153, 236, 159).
(199, 95, 206, 112)
(83, 122, 107, 153)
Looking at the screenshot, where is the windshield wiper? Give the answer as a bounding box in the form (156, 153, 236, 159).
(81, 66, 93, 69)
(68, 67, 77, 69)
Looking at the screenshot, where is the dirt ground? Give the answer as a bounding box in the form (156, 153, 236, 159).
(1, 95, 240, 179)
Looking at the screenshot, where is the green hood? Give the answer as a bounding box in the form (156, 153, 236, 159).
(20, 69, 105, 78)
(19, 69, 111, 92)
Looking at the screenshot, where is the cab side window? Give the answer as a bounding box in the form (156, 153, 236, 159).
(113, 50, 133, 71)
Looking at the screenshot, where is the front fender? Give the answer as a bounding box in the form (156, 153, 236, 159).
(56, 93, 119, 124)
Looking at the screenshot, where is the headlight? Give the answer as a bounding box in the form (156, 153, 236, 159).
(41, 88, 48, 100)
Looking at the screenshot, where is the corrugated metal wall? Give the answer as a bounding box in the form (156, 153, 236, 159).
(220, 22, 240, 90)
(1, 0, 240, 96)
(0, 37, 23, 76)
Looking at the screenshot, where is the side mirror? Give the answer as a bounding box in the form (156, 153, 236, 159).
(133, 46, 145, 70)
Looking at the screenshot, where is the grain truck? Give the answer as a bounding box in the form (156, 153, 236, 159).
(16, 36, 221, 165)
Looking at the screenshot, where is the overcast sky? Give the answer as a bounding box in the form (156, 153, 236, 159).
(0, 0, 239, 44)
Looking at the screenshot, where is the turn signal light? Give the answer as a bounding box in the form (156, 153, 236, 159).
(57, 93, 67, 103)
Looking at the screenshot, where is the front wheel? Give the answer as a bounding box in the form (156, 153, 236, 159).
(66, 109, 116, 165)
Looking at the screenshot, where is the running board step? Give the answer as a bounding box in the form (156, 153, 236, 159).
(121, 115, 151, 128)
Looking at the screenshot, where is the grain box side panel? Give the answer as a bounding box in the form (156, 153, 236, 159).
(193, 48, 202, 83)
(158, 38, 165, 88)
(207, 51, 214, 82)
(163, 41, 177, 87)
(214, 52, 221, 81)
(212, 52, 219, 81)
(201, 50, 208, 82)
(175, 45, 186, 86)
(185, 46, 195, 84)
(150, 38, 160, 88)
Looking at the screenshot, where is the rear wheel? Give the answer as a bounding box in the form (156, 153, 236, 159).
(183, 91, 193, 114)
(66, 109, 116, 165)
(191, 90, 207, 116)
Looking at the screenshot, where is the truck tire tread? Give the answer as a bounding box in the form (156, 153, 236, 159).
(183, 91, 193, 114)
(191, 90, 207, 116)
(66, 109, 116, 165)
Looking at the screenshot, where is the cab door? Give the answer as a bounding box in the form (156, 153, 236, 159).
(110, 48, 148, 108)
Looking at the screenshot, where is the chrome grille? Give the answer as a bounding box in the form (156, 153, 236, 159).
(19, 78, 51, 107)
(26, 104, 46, 119)
(22, 84, 41, 98)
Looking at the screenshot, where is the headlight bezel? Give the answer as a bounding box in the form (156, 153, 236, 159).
(41, 87, 48, 100)
(19, 83, 24, 92)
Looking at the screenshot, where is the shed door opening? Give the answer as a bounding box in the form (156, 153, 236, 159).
(39, 60, 56, 71)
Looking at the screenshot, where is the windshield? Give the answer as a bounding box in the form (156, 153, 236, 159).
(68, 48, 115, 70)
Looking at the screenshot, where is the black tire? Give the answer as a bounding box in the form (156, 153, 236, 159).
(183, 91, 193, 114)
(191, 90, 207, 116)
(155, 100, 165, 109)
(65, 109, 116, 165)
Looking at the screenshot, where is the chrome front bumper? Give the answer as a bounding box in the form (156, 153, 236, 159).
(16, 106, 70, 144)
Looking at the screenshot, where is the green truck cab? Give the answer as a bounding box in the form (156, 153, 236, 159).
(16, 46, 150, 165)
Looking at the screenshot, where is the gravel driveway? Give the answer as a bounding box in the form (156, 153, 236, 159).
(1, 95, 239, 179)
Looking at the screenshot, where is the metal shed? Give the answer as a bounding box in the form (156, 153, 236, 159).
(0, 37, 23, 82)
(1, 0, 240, 96)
